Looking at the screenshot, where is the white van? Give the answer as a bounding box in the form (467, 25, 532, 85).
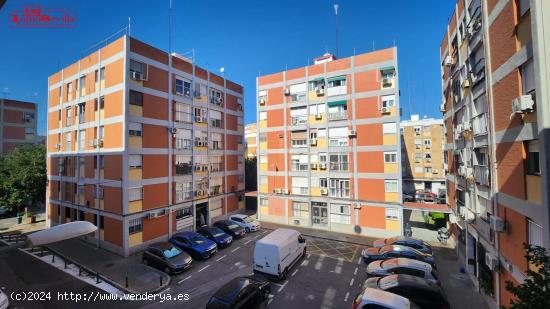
(253, 228, 306, 280)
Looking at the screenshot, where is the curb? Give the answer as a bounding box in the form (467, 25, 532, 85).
(261, 226, 370, 246)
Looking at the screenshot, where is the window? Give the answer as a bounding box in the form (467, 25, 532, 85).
(130, 59, 147, 79)
(129, 187, 143, 201)
(175, 155, 192, 175)
(330, 204, 351, 224)
(291, 154, 309, 171)
(175, 207, 192, 220)
(526, 140, 540, 175)
(472, 95, 488, 135)
(129, 218, 143, 234)
(423, 139, 432, 147)
(424, 153, 432, 161)
(259, 111, 267, 121)
(210, 88, 223, 105)
(175, 102, 192, 123)
(291, 130, 308, 147)
(414, 126, 421, 135)
(79, 76, 86, 96)
(78, 130, 86, 150)
(381, 95, 396, 108)
(328, 127, 348, 146)
(292, 201, 309, 218)
(528, 219, 542, 247)
(175, 182, 193, 201)
(384, 152, 397, 163)
(209, 110, 222, 128)
(289, 83, 306, 102)
(100, 67, 105, 84)
(414, 139, 422, 147)
(425, 167, 432, 173)
(415, 166, 423, 173)
(94, 96, 105, 111)
(129, 155, 142, 168)
(98, 155, 104, 169)
(129, 123, 142, 137)
(309, 103, 326, 116)
(67, 82, 73, 99)
(175, 77, 191, 96)
(258, 90, 267, 102)
(329, 179, 350, 198)
(329, 153, 348, 171)
(260, 175, 268, 186)
(291, 177, 309, 195)
(24, 127, 35, 137)
(327, 76, 346, 88)
(386, 208, 399, 220)
(259, 197, 268, 206)
(194, 107, 207, 123)
(520, 59, 535, 95)
(384, 180, 398, 192)
(175, 128, 192, 149)
(78, 103, 86, 124)
(383, 123, 397, 134)
(129, 90, 143, 106)
(290, 107, 308, 125)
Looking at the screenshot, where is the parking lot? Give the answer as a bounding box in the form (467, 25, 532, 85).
(141, 229, 368, 309)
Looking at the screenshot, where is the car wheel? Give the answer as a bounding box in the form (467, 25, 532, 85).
(164, 267, 171, 275)
(245, 227, 250, 233)
(263, 288, 270, 300)
(303, 247, 307, 257)
(282, 268, 288, 280)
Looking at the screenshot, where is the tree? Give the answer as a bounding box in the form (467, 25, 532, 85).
(245, 157, 257, 191)
(0, 145, 47, 215)
(505, 244, 550, 309)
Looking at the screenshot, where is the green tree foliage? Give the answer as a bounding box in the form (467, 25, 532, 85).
(245, 157, 257, 191)
(0, 145, 46, 214)
(505, 244, 550, 309)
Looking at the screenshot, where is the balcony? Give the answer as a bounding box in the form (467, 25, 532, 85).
(194, 116, 207, 124)
(209, 185, 222, 196)
(328, 138, 349, 147)
(291, 115, 308, 126)
(474, 165, 489, 186)
(291, 163, 309, 171)
(210, 142, 223, 151)
(210, 163, 223, 172)
(194, 164, 209, 173)
(175, 139, 192, 150)
(175, 163, 193, 175)
(176, 191, 193, 203)
(328, 110, 348, 121)
(291, 187, 309, 195)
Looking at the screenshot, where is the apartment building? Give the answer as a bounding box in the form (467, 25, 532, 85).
(46, 34, 245, 257)
(400, 114, 446, 195)
(440, 0, 549, 307)
(245, 123, 257, 159)
(0, 99, 37, 154)
(257, 49, 403, 238)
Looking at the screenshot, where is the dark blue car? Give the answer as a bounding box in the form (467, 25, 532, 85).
(169, 231, 218, 260)
(197, 226, 233, 248)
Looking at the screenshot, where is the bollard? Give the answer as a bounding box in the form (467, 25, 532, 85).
(125, 276, 129, 288)
(160, 275, 163, 286)
(96, 272, 100, 284)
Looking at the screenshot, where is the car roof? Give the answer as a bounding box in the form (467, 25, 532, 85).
(258, 228, 298, 245)
(390, 258, 432, 270)
(149, 242, 174, 250)
(212, 277, 254, 302)
(382, 274, 440, 292)
(230, 214, 247, 219)
(383, 245, 418, 253)
(362, 287, 410, 307)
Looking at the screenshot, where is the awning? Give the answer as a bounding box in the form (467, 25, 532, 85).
(311, 77, 324, 83)
(380, 66, 395, 71)
(327, 75, 346, 82)
(328, 100, 347, 107)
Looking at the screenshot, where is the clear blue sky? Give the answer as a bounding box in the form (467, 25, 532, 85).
(0, 0, 455, 135)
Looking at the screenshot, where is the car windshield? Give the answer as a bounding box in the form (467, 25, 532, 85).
(163, 246, 182, 258)
(190, 235, 207, 245)
(227, 221, 240, 229)
(386, 237, 398, 244)
(211, 228, 226, 237)
(244, 216, 255, 223)
(379, 276, 399, 290)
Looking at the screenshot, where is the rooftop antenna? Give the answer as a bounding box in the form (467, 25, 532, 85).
(372, 40, 375, 51)
(168, 0, 172, 55)
(128, 17, 131, 37)
(333, 3, 339, 57)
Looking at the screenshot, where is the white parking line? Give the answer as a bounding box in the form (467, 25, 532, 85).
(177, 275, 192, 284)
(353, 267, 358, 275)
(344, 291, 350, 302)
(216, 255, 227, 262)
(291, 269, 298, 277)
(268, 299, 273, 305)
(198, 265, 210, 272)
(231, 246, 241, 253)
(277, 281, 288, 292)
(349, 278, 355, 286)
(357, 257, 362, 265)
(244, 239, 253, 245)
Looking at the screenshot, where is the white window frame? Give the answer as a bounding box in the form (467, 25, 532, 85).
(129, 187, 143, 201)
(384, 180, 398, 193)
(384, 151, 397, 163)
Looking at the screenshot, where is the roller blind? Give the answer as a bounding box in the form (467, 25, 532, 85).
(289, 83, 306, 93)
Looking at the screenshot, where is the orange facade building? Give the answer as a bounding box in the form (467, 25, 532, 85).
(440, 0, 549, 307)
(1, 99, 37, 154)
(46, 35, 245, 256)
(256, 50, 403, 237)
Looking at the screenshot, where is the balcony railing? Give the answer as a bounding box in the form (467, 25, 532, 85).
(176, 191, 193, 202)
(175, 139, 192, 150)
(329, 188, 350, 198)
(291, 115, 308, 125)
(328, 110, 347, 121)
(210, 185, 222, 195)
(291, 163, 309, 171)
(474, 165, 490, 186)
(175, 163, 193, 175)
(472, 113, 487, 136)
(175, 111, 193, 123)
(210, 163, 223, 172)
(329, 162, 349, 172)
(329, 138, 349, 147)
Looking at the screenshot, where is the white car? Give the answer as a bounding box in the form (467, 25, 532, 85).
(0, 288, 9, 309)
(366, 258, 439, 284)
(229, 214, 261, 232)
(352, 287, 419, 309)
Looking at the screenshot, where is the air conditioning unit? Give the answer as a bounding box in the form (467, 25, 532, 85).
(353, 203, 361, 209)
(456, 123, 463, 133)
(90, 139, 98, 148)
(131, 71, 144, 81)
(381, 107, 390, 114)
(274, 188, 282, 194)
(310, 138, 317, 146)
(148, 212, 158, 219)
(98, 139, 104, 147)
(444, 56, 453, 67)
(171, 127, 178, 135)
(315, 114, 322, 120)
(259, 99, 266, 105)
(320, 188, 328, 195)
(485, 252, 499, 272)
(512, 95, 534, 114)
(284, 88, 290, 96)
(433, 169, 439, 174)
(348, 130, 357, 137)
(490, 215, 505, 232)
(382, 78, 392, 86)
(461, 79, 471, 89)
(282, 189, 289, 195)
(316, 88, 325, 96)
(310, 163, 318, 169)
(463, 122, 472, 131)
(216, 97, 223, 104)
(319, 163, 327, 170)
(55, 143, 61, 150)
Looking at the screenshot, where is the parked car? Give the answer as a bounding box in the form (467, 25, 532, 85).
(229, 214, 261, 232)
(437, 191, 447, 204)
(363, 274, 449, 309)
(362, 245, 435, 267)
(366, 258, 439, 284)
(253, 228, 306, 280)
(142, 242, 192, 275)
(414, 192, 435, 203)
(0, 288, 9, 309)
(402, 193, 415, 202)
(197, 225, 233, 248)
(213, 220, 246, 239)
(352, 287, 421, 309)
(206, 276, 270, 309)
(372, 236, 433, 254)
(169, 231, 218, 260)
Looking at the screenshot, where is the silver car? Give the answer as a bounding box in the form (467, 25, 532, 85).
(366, 257, 439, 284)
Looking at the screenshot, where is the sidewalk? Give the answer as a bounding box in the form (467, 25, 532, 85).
(47, 238, 170, 294)
(433, 246, 488, 309)
(260, 221, 377, 246)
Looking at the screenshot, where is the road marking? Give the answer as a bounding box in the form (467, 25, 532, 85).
(344, 291, 350, 302)
(160, 287, 170, 294)
(244, 239, 253, 245)
(300, 260, 308, 266)
(216, 254, 227, 262)
(254, 234, 262, 239)
(231, 246, 241, 253)
(268, 299, 273, 305)
(277, 281, 288, 292)
(349, 278, 354, 286)
(291, 269, 298, 277)
(353, 267, 358, 275)
(177, 275, 192, 284)
(357, 256, 362, 265)
(197, 265, 210, 272)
